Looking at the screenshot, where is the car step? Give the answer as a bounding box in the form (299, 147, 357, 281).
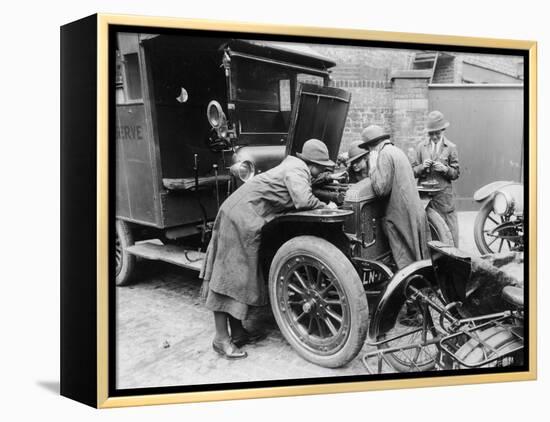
(126, 242, 204, 272)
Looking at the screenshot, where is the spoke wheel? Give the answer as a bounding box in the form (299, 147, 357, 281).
(474, 199, 523, 254)
(278, 256, 350, 355)
(378, 286, 444, 372)
(269, 236, 368, 368)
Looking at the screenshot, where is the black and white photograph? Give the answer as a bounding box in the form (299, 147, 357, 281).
(113, 28, 528, 392)
(6, 0, 549, 417)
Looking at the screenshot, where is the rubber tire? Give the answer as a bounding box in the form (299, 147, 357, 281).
(455, 325, 523, 368)
(115, 219, 136, 286)
(269, 235, 369, 368)
(474, 199, 496, 254)
(427, 207, 453, 245)
(378, 285, 442, 373)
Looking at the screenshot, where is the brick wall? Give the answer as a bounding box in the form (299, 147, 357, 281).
(309, 45, 416, 80)
(303, 45, 417, 154)
(431, 57, 456, 83)
(293, 44, 521, 161)
(293, 45, 438, 157)
(335, 82, 393, 154)
(391, 72, 431, 162)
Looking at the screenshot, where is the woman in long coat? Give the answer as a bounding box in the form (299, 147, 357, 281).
(361, 125, 431, 270)
(200, 139, 334, 359)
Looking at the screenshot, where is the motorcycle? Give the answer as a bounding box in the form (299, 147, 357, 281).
(473, 181, 524, 254)
(362, 241, 524, 373)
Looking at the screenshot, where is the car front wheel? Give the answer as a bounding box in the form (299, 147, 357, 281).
(268, 235, 368, 368)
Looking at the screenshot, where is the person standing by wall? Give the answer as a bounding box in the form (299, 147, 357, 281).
(412, 110, 460, 247)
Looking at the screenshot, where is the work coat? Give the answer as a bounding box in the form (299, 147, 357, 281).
(370, 141, 431, 269)
(200, 156, 326, 310)
(412, 136, 460, 246)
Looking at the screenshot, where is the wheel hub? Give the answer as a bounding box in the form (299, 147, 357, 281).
(302, 290, 326, 313)
(302, 299, 316, 313)
(276, 255, 353, 355)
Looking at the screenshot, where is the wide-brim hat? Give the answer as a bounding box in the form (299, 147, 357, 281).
(347, 141, 369, 165)
(359, 125, 391, 148)
(427, 110, 450, 133)
(297, 138, 335, 168)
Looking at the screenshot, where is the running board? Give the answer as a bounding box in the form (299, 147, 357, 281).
(126, 242, 204, 272)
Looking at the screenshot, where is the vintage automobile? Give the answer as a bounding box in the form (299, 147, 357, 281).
(115, 32, 455, 369)
(362, 241, 524, 373)
(473, 181, 524, 254)
(257, 83, 455, 367)
(115, 32, 336, 285)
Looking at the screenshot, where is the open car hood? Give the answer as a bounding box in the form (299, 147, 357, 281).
(285, 84, 351, 163)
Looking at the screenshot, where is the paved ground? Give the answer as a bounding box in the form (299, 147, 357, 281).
(116, 212, 479, 389)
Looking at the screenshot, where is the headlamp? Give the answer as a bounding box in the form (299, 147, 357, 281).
(230, 160, 256, 182)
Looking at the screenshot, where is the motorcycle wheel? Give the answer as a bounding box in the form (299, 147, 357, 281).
(377, 285, 444, 373)
(269, 236, 369, 368)
(454, 325, 524, 368)
(474, 199, 521, 254)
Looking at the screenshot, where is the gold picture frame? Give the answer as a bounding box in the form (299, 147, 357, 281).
(60, 13, 537, 408)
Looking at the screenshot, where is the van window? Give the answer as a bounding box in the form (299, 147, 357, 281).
(232, 59, 295, 134)
(115, 49, 143, 103)
(123, 53, 142, 100)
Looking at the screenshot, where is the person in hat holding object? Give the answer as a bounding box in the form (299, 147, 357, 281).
(200, 139, 336, 360)
(412, 110, 460, 247)
(346, 140, 370, 183)
(360, 125, 430, 270)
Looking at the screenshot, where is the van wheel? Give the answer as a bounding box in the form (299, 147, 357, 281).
(269, 236, 368, 368)
(115, 219, 136, 286)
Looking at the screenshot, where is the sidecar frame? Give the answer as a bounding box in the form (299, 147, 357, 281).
(362, 241, 525, 373)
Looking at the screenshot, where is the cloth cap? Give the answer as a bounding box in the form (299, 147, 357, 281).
(347, 141, 369, 165)
(296, 139, 336, 168)
(359, 125, 391, 148)
(427, 110, 450, 133)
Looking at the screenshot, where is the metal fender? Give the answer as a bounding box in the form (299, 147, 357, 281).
(473, 181, 516, 202)
(368, 259, 436, 341)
